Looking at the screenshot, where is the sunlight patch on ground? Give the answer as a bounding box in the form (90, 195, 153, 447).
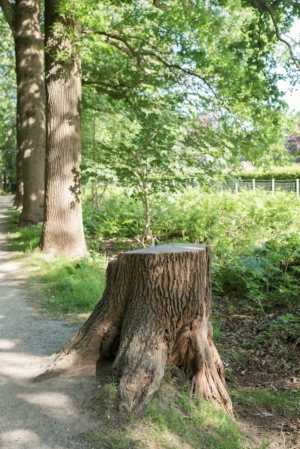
(0, 339, 18, 350)
(0, 429, 46, 449)
(0, 258, 23, 281)
(0, 352, 42, 378)
(19, 391, 74, 409)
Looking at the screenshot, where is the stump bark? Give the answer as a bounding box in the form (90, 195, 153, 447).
(40, 244, 232, 413)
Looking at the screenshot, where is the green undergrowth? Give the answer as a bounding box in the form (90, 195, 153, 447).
(26, 252, 107, 318)
(87, 366, 268, 449)
(84, 187, 300, 313)
(235, 164, 300, 181)
(6, 187, 300, 318)
(6, 210, 42, 252)
(230, 388, 300, 417)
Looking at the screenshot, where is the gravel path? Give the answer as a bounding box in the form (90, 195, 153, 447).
(0, 196, 99, 449)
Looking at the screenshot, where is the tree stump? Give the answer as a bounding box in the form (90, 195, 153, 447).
(39, 243, 232, 413)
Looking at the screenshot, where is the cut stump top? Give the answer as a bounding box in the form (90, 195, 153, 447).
(125, 243, 207, 254)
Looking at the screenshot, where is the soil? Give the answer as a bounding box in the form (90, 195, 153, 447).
(218, 308, 300, 449)
(0, 196, 299, 449)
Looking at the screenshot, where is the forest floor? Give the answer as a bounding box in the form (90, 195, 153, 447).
(0, 198, 299, 449)
(217, 307, 300, 448)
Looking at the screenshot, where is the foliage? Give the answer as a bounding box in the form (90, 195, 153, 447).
(10, 185, 298, 316)
(286, 115, 300, 163)
(83, 187, 144, 241)
(235, 164, 300, 180)
(80, 0, 297, 217)
(84, 187, 300, 311)
(82, 91, 235, 239)
(216, 233, 300, 311)
(268, 313, 300, 343)
(31, 252, 107, 316)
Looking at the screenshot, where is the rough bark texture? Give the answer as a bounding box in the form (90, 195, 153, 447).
(13, 147, 23, 209)
(0, 0, 45, 219)
(16, 0, 45, 226)
(39, 1, 87, 257)
(40, 244, 232, 414)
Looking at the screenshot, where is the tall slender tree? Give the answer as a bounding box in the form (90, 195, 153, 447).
(0, 13, 16, 193)
(0, 0, 45, 223)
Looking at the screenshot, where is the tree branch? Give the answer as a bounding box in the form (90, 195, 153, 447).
(82, 80, 133, 100)
(0, 0, 15, 30)
(282, 0, 300, 6)
(153, 0, 170, 9)
(258, 0, 300, 71)
(85, 30, 216, 96)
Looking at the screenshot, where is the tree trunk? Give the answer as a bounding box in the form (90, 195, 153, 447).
(16, 0, 45, 226)
(0, 0, 46, 220)
(13, 146, 23, 210)
(39, 0, 87, 257)
(39, 244, 232, 414)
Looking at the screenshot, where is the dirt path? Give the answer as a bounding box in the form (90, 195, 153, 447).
(0, 196, 98, 449)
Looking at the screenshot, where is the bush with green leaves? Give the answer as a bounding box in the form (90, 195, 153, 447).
(38, 252, 107, 315)
(84, 187, 300, 312)
(235, 164, 300, 181)
(83, 188, 144, 240)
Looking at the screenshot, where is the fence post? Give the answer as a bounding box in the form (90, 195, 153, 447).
(235, 182, 238, 194)
(252, 178, 255, 193)
(297, 179, 300, 200)
(272, 178, 275, 197)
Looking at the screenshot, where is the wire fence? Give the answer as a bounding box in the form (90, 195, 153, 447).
(223, 179, 300, 199)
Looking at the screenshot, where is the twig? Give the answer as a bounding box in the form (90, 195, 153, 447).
(257, 0, 300, 71)
(134, 235, 146, 248)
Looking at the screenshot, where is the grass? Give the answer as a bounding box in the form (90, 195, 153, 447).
(230, 388, 300, 417)
(87, 366, 268, 449)
(6, 210, 42, 252)
(26, 251, 107, 318)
